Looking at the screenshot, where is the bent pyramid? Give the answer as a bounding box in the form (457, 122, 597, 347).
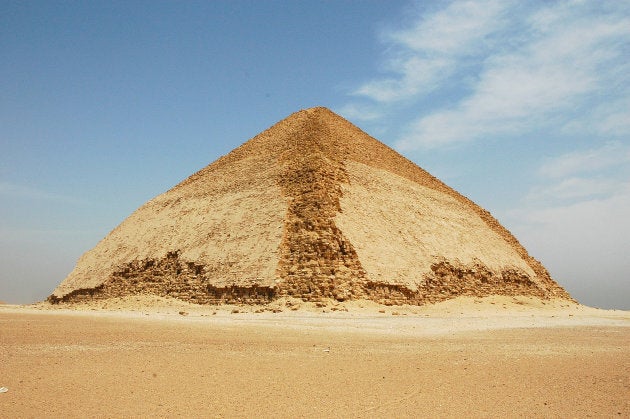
(50, 107, 571, 305)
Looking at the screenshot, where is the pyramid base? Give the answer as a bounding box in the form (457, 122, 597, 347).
(48, 252, 571, 306)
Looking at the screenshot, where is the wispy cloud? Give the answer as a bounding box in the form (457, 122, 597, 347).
(563, 97, 630, 138)
(348, 1, 630, 150)
(354, 0, 509, 103)
(335, 103, 384, 122)
(524, 142, 630, 207)
(538, 141, 630, 179)
(526, 176, 621, 202)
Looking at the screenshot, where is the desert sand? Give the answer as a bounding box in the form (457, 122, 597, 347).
(1, 296, 628, 418)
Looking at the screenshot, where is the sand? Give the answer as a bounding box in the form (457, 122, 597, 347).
(1, 296, 628, 418)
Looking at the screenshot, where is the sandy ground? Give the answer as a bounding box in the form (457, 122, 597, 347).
(1, 296, 628, 418)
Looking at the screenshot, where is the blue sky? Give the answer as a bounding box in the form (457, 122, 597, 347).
(1, 1, 628, 309)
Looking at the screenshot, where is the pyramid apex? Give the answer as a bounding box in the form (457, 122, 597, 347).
(295, 106, 339, 118)
(303, 106, 332, 112)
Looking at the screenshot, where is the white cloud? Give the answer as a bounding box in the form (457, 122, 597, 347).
(538, 141, 630, 179)
(597, 107, 630, 137)
(563, 97, 630, 137)
(399, 3, 629, 148)
(352, 0, 509, 103)
(387, 0, 507, 54)
(335, 103, 384, 122)
(525, 142, 630, 207)
(347, 1, 630, 150)
(526, 176, 621, 202)
(354, 56, 450, 103)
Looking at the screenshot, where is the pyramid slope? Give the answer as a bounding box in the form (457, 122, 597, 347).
(50, 107, 571, 304)
(337, 161, 536, 282)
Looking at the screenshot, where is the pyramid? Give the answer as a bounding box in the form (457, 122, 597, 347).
(49, 107, 571, 305)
